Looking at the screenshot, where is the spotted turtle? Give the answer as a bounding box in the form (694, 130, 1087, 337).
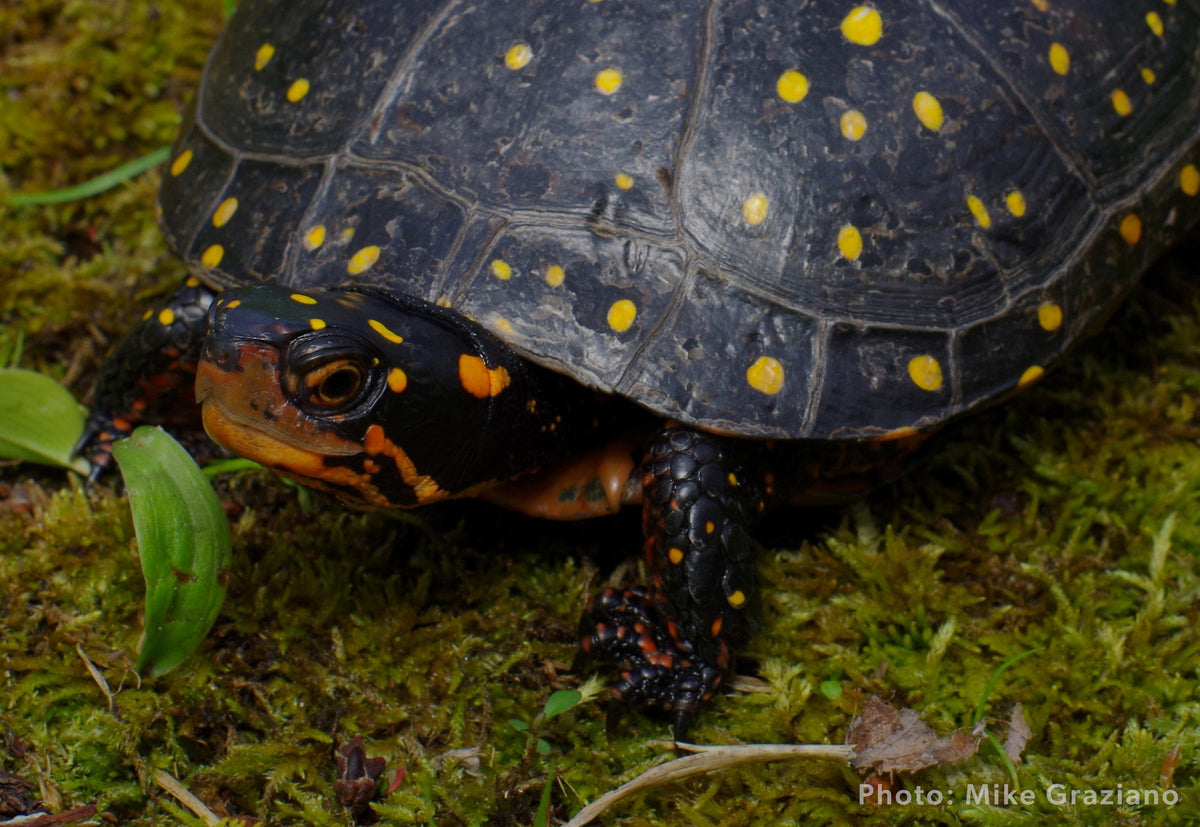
(85, 0, 1200, 736)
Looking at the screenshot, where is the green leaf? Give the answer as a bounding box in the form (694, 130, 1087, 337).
(542, 689, 582, 722)
(112, 426, 231, 678)
(0, 368, 89, 473)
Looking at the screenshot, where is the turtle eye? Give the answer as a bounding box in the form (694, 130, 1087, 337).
(303, 359, 367, 409)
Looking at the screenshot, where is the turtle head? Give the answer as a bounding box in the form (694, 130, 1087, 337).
(196, 284, 522, 509)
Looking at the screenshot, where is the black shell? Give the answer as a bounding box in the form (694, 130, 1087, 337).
(160, 0, 1200, 439)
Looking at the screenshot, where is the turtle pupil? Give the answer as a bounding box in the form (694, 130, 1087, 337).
(317, 366, 361, 406)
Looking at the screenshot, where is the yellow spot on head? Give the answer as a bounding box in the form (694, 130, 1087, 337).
(1029, 0, 1049, 11)
(840, 109, 867, 141)
(170, 149, 193, 177)
(776, 70, 809, 103)
(505, 42, 533, 70)
(1181, 164, 1200, 196)
(490, 258, 512, 280)
(142, 309, 153, 320)
(1018, 365, 1045, 388)
(304, 225, 326, 251)
(668, 547, 684, 565)
(458, 354, 511, 398)
(1111, 89, 1132, 116)
(157, 308, 175, 326)
(185, 276, 200, 287)
(1048, 42, 1070, 75)
(201, 244, 224, 269)
(1037, 302, 1063, 331)
(1141, 67, 1156, 85)
(290, 293, 318, 305)
(912, 91, 944, 132)
(1120, 212, 1141, 245)
(595, 68, 623, 95)
(966, 194, 991, 229)
(742, 191, 769, 226)
(837, 224, 863, 261)
(255, 43, 275, 71)
(747, 356, 784, 395)
(1005, 190, 1027, 217)
(212, 197, 238, 228)
(224, 299, 241, 310)
(286, 78, 310, 103)
(607, 298, 637, 332)
(347, 245, 381, 275)
(727, 589, 747, 608)
(841, 6, 883, 46)
(368, 318, 405, 344)
(1146, 11, 1164, 36)
(908, 355, 944, 392)
(387, 367, 408, 393)
(545, 265, 565, 286)
(614, 172, 634, 190)
(310, 318, 326, 331)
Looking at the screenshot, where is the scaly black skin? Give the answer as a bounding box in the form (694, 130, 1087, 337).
(79, 278, 217, 477)
(580, 427, 762, 739)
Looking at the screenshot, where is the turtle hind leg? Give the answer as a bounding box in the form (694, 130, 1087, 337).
(78, 277, 217, 477)
(579, 426, 762, 739)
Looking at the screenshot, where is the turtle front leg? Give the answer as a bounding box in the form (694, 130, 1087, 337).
(78, 277, 216, 476)
(580, 426, 762, 739)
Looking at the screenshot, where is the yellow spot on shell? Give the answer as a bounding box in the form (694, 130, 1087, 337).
(727, 589, 747, 608)
(368, 318, 404, 344)
(505, 42, 533, 70)
(185, 276, 200, 287)
(1029, 0, 1049, 11)
(742, 191, 769, 226)
(1038, 302, 1063, 331)
(840, 109, 867, 141)
(1146, 11, 1164, 36)
(966, 195, 991, 229)
(1181, 164, 1200, 196)
(746, 356, 784, 395)
(494, 317, 515, 336)
(614, 172, 634, 190)
(1141, 67, 1157, 84)
(387, 367, 408, 393)
(201, 244, 224, 269)
(1112, 89, 1132, 116)
(545, 265, 565, 287)
(776, 70, 809, 103)
(1048, 42, 1069, 75)
(158, 308, 175, 326)
(1018, 365, 1045, 388)
(595, 68, 622, 95)
(458, 354, 511, 398)
(908, 355, 943, 392)
(290, 293, 317, 305)
(491, 259, 512, 280)
(286, 78, 310, 102)
(224, 299, 241, 310)
(607, 299, 637, 332)
(912, 91, 944, 132)
(255, 43, 275, 71)
(841, 6, 883, 46)
(169, 149, 193, 177)
(304, 225, 326, 251)
(1120, 212, 1141, 245)
(837, 225, 863, 261)
(1005, 190, 1027, 217)
(348, 245, 381, 275)
(341, 227, 356, 242)
(212, 197, 238, 228)
(310, 318, 326, 331)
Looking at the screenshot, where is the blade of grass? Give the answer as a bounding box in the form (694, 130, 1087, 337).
(3, 146, 170, 207)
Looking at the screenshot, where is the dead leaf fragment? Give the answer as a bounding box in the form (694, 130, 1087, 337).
(1003, 703, 1032, 763)
(847, 696, 981, 773)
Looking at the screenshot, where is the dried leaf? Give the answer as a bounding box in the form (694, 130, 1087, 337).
(847, 696, 981, 773)
(1003, 703, 1032, 763)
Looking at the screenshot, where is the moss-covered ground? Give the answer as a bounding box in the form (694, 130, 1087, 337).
(3, 2, 1200, 825)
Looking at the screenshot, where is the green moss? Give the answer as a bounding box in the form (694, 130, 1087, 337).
(2, 2, 1200, 825)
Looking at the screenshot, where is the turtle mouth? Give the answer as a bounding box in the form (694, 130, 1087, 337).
(196, 341, 363, 474)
